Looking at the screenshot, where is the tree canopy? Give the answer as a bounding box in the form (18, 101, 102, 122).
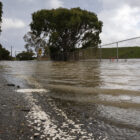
(16, 51, 35, 61)
(0, 44, 11, 60)
(0, 2, 3, 33)
(25, 7, 103, 60)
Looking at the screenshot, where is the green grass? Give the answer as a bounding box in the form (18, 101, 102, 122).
(101, 47, 140, 59)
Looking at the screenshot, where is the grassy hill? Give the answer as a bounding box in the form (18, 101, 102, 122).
(77, 46, 140, 60)
(101, 47, 140, 59)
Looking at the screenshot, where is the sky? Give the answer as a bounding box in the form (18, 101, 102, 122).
(1, 0, 140, 54)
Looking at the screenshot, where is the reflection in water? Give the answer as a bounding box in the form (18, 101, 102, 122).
(0, 60, 140, 139)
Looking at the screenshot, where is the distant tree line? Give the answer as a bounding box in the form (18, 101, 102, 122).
(24, 7, 103, 61)
(16, 51, 35, 61)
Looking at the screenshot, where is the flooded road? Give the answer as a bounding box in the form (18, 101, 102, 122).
(0, 59, 140, 140)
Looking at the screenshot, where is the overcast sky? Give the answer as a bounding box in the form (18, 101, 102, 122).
(1, 0, 140, 53)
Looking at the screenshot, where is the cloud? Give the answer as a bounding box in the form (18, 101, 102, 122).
(100, 0, 140, 10)
(122, 0, 140, 8)
(2, 18, 26, 30)
(17, 0, 34, 2)
(1, 0, 140, 51)
(48, 0, 64, 9)
(99, 4, 140, 45)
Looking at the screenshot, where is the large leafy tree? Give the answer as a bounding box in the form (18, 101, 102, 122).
(25, 7, 103, 60)
(0, 1, 3, 33)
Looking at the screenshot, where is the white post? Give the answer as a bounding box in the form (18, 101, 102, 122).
(100, 45, 102, 62)
(15, 51, 16, 60)
(11, 46, 13, 57)
(117, 42, 119, 62)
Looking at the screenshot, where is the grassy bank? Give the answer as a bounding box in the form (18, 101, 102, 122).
(101, 47, 140, 59)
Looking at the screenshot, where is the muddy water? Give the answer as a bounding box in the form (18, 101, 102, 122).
(0, 59, 140, 140)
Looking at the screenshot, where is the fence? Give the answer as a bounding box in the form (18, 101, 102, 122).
(49, 47, 99, 61)
(41, 36, 140, 61)
(100, 36, 140, 61)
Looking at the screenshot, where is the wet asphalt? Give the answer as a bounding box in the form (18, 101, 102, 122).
(0, 74, 34, 140)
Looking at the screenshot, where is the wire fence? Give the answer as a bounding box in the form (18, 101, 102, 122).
(45, 36, 140, 61)
(100, 36, 140, 61)
(48, 47, 99, 61)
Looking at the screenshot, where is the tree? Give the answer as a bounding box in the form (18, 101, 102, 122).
(25, 7, 103, 60)
(0, 2, 3, 33)
(0, 3, 11, 61)
(16, 51, 35, 61)
(0, 44, 11, 60)
(23, 32, 47, 57)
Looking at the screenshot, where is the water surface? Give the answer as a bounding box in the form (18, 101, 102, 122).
(0, 59, 140, 140)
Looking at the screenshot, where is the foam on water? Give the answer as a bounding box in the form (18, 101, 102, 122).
(16, 89, 48, 93)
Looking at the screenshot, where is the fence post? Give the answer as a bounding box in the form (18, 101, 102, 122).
(116, 42, 119, 62)
(100, 45, 102, 62)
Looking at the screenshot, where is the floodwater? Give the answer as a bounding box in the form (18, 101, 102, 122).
(0, 59, 140, 140)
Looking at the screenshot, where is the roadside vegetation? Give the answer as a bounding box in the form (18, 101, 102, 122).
(0, 2, 12, 60)
(16, 51, 35, 61)
(0, 2, 12, 61)
(0, 44, 12, 60)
